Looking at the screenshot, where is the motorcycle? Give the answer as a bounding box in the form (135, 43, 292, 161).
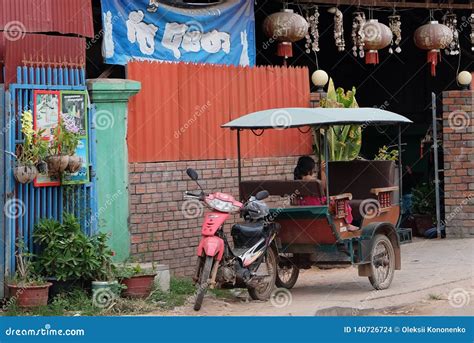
(184, 168, 280, 311)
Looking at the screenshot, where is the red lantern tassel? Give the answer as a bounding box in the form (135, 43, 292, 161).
(365, 50, 379, 64)
(427, 50, 441, 77)
(277, 42, 293, 58)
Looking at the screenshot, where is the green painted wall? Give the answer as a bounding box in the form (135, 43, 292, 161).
(87, 79, 141, 261)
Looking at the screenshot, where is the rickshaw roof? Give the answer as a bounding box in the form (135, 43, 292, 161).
(222, 107, 412, 129)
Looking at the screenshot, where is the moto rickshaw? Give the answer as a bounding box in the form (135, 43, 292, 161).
(222, 107, 413, 291)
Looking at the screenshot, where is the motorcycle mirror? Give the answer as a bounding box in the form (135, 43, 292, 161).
(255, 190, 269, 201)
(186, 168, 199, 181)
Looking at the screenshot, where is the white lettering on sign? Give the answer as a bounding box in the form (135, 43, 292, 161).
(162, 22, 230, 59)
(126, 10, 158, 55)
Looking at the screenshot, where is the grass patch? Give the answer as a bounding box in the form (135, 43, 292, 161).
(210, 288, 234, 299)
(148, 277, 196, 310)
(3, 289, 101, 316)
(428, 293, 443, 301)
(2, 277, 197, 316)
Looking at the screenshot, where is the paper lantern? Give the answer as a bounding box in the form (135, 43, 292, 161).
(363, 19, 392, 64)
(263, 9, 308, 64)
(414, 21, 453, 76)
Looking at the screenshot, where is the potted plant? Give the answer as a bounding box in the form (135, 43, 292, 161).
(89, 232, 120, 307)
(13, 111, 48, 183)
(411, 182, 436, 236)
(116, 262, 157, 299)
(45, 123, 69, 175)
(7, 240, 52, 308)
(33, 214, 92, 296)
(61, 115, 82, 173)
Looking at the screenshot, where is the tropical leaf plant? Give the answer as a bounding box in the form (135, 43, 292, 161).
(314, 79, 362, 161)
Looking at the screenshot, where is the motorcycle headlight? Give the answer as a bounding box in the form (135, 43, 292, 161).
(207, 198, 240, 213)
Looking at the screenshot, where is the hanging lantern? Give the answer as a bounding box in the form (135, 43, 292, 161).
(414, 21, 453, 76)
(263, 9, 309, 65)
(363, 19, 392, 64)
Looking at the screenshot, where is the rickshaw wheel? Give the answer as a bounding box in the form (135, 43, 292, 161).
(275, 256, 299, 289)
(248, 248, 277, 300)
(368, 234, 395, 290)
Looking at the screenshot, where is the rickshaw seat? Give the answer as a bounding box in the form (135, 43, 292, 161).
(328, 160, 396, 222)
(239, 180, 324, 200)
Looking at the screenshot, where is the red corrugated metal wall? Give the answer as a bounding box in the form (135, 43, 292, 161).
(1, 33, 86, 84)
(0, 0, 93, 37)
(127, 61, 313, 163)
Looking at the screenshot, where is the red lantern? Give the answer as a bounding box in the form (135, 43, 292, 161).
(414, 21, 453, 76)
(263, 9, 308, 65)
(363, 19, 392, 64)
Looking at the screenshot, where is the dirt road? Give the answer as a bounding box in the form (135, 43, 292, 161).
(152, 238, 474, 316)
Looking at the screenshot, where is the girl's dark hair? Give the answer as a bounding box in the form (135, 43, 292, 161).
(294, 156, 316, 180)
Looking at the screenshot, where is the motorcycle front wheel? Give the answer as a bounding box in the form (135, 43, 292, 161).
(248, 248, 277, 300)
(194, 256, 213, 311)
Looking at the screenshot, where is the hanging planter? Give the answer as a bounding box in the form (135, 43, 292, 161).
(263, 9, 309, 65)
(66, 155, 83, 173)
(414, 21, 453, 76)
(13, 164, 38, 184)
(46, 155, 69, 175)
(12, 110, 49, 184)
(363, 19, 392, 64)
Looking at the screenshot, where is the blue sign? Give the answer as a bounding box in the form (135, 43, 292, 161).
(100, 0, 256, 67)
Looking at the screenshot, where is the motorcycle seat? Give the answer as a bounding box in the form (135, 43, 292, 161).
(231, 222, 265, 238)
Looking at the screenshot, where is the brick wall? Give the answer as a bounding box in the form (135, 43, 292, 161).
(128, 156, 301, 276)
(442, 90, 474, 237)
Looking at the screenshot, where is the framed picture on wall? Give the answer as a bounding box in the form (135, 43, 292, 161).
(61, 91, 90, 185)
(33, 90, 61, 187)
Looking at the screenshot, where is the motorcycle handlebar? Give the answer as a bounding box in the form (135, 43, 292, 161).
(184, 191, 205, 200)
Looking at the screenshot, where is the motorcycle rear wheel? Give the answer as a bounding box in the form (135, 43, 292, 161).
(194, 256, 213, 311)
(248, 248, 277, 301)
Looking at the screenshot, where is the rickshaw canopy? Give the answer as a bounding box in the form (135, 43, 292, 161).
(222, 107, 412, 130)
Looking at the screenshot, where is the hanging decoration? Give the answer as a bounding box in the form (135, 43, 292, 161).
(263, 9, 309, 65)
(351, 11, 366, 58)
(363, 19, 392, 64)
(443, 13, 460, 55)
(388, 14, 402, 54)
(305, 6, 320, 54)
(414, 21, 453, 76)
(328, 7, 345, 52)
(471, 13, 474, 51)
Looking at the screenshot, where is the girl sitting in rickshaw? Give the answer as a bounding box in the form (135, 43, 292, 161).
(293, 156, 358, 232)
